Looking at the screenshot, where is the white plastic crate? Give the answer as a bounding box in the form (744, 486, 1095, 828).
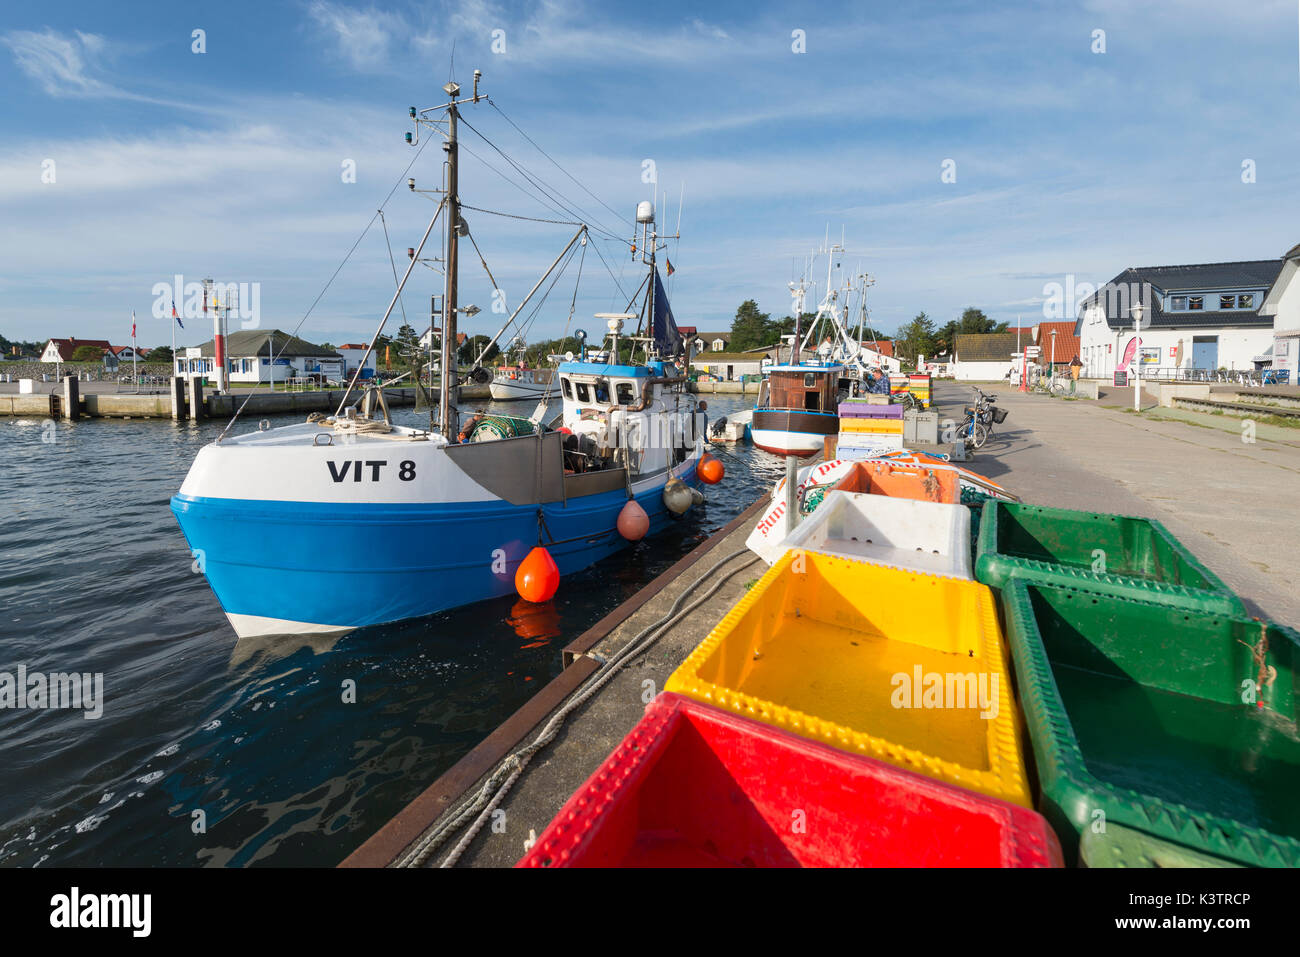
(778, 489, 973, 578)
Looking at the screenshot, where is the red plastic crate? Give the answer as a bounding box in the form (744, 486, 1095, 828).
(517, 694, 1062, 868)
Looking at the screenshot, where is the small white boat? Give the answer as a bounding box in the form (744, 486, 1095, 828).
(708, 408, 752, 443)
(489, 365, 552, 401)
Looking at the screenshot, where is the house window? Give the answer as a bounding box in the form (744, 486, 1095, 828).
(1219, 295, 1236, 310)
(1238, 294, 1254, 309)
(1188, 297, 1203, 310)
(1170, 296, 1188, 310)
(695, 339, 705, 353)
(712, 339, 724, 351)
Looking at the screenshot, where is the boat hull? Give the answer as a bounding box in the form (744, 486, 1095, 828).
(751, 409, 837, 457)
(489, 378, 550, 401)
(170, 433, 701, 638)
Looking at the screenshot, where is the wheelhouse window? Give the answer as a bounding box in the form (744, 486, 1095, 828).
(575, 381, 590, 403)
(561, 377, 572, 399)
(804, 373, 816, 388)
(616, 382, 635, 404)
(1188, 296, 1203, 310)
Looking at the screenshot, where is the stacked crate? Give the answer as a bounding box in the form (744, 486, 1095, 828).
(836, 400, 903, 458)
(907, 373, 932, 409)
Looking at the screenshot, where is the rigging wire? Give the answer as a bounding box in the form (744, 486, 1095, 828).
(378, 210, 410, 329)
(457, 113, 626, 244)
(487, 98, 634, 232)
(216, 130, 435, 441)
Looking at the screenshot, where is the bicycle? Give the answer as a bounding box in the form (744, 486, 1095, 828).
(956, 403, 990, 450)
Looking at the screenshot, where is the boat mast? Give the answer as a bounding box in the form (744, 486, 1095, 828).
(439, 80, 463, 441)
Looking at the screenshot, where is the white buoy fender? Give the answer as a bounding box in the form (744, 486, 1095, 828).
(690, 488, 705, 506)
(663, 478, 693, 515)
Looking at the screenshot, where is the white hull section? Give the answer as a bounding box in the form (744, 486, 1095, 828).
(226, 611, 355, 640)
(489, 379, 551, 400)
(751, 428, 826, 457)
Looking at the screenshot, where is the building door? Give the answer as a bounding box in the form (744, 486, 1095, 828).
(1192, 336, 1218, 369)
(727, 364, 734, 380)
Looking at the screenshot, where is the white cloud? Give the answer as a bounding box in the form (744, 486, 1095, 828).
(1, 28, 114, 97)
(306, 1, 405, 72)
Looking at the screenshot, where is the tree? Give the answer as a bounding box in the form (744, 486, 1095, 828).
(934, 308, 1009, 354)
(894, 312, 937, 365)
(71, 345, 103, 362)
(728, 300, 773, 353)
(149, 345, 174, 363)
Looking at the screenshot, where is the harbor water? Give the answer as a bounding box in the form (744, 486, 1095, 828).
(0, 394, 775, 866)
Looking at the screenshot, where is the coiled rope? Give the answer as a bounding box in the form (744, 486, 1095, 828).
(394, 545, 758, 868)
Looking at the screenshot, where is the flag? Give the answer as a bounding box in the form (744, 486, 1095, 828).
(172, 300, 184, 330)
(665, 259, 674, 276)
(131, 310, 136, 339)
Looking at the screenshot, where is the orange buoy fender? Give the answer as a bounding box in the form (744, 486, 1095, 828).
(698, 454, 724, 485)
(516, 546, 560, 603)
(617, 499, 650, 541)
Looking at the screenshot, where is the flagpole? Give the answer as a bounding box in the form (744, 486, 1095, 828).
(132, 309, 138, 384)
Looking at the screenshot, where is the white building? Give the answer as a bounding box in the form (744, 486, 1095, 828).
(952, 333, 1019, 381)
(1075, 259, 1286, 380)
(175, 330, 343, 385)
(1260, 243, 1300, 383)
(336, 343, 377, 379)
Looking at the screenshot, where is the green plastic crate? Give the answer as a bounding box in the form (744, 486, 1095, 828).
(1003, 579, 1300, 867)
(976, 501, 1244, 616)
(1080, 823, 1242, 868)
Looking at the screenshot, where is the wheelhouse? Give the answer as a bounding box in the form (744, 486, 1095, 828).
(761, 363, 844, 412)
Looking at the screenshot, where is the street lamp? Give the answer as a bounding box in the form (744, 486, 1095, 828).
(1050, 329, 1058, 380)
(1130, 302, 1144, 411)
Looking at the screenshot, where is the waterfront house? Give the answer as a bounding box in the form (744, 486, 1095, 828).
(175, 330, 344, 384)
(1075, 258, 1286, 378)
(336, 343, 377, 379)
(40, 337, 113, 363)
(1260, 243, 1300, 383)
(952, 333, 1019, 381)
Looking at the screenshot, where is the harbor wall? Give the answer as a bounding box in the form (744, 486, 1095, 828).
(0, 381, 419, 419)
(688, 380, 759, 394)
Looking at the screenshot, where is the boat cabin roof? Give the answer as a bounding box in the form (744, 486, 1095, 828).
(557, 361, 651, 378)
(767, 362, 844, 374)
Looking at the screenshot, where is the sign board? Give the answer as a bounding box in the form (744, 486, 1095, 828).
(1113, 370, 1128, 387)
(1025, 346, 1041, 357)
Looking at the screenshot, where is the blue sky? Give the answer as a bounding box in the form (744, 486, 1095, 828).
(2, 0, 1299, 349)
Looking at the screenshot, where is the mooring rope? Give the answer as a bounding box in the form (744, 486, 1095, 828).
(393, 545, 758, 868)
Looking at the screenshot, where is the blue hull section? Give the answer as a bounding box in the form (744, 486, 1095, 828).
(171, 467, 698, 632)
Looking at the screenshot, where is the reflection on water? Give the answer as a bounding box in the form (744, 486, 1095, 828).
(0, 393, 773, 866)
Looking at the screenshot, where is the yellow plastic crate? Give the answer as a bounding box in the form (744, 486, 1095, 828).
(840, 418, 905, 435)
(665, 550, 1032, 807)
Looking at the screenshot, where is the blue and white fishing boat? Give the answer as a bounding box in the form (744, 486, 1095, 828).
(171, 76, 706, 639)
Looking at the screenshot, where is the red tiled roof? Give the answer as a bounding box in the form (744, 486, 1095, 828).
(45, 338, 113, 360)
(860, 340, 894, 357)
(338, 343, 369, 350)
(1033, 322, 1081, 364)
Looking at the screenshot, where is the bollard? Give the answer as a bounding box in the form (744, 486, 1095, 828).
(785, 454, 800, 535)
(61, 375, 80, 420)
(170, 376, 187, 420)
(188, 376, 204, 420)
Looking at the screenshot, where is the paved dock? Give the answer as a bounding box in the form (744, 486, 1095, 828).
(934, 380, 1300, 624)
